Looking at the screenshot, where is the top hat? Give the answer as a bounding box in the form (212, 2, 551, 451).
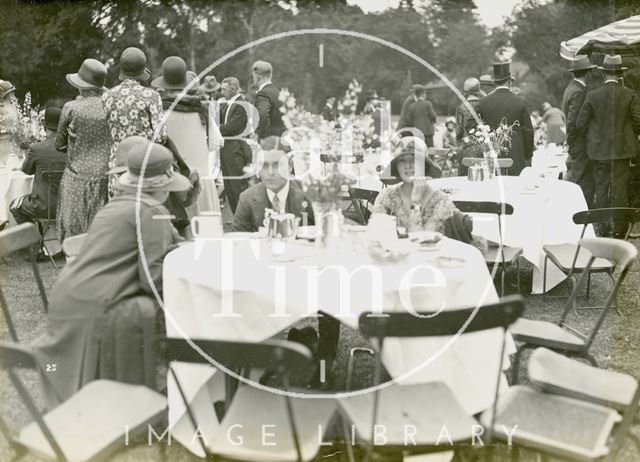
(117, 142, 190, 193)
(43, 107, 62, 131)
(567, 55, 596, 73)
(380, 140, 442, 186)
(201, 75, 221, 93)
(492, 62, 513, 83)
(151, 56, 189, 90)
(0, 80, 16, 99)
(66, 59, 107, 90)
(119, 47, 151, 81)
(598, 54, 628, 72)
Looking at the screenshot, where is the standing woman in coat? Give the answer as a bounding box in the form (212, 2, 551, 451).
(56, 59, 112, 241)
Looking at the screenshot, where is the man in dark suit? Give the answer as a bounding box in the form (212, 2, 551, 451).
(474, 62, 534, 175)
(251, 60, 286, 141)
(562, 55, 596, 207)
(404, 87, 438, 147)
(232, 148, 313, 232)
(577, 54, 640, 234)
(219, 76, 252, 213)
(10, 107, 67, 227)
(321, 96, 336, 122)
(397, 84, 422, 131)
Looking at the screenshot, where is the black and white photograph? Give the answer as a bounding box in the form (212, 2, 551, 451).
(1, 0, 640, 460)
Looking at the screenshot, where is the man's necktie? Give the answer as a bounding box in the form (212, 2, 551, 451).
(271, 194, 281, 213)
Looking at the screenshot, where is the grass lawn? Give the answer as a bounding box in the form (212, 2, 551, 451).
(1, 214, 639, 461)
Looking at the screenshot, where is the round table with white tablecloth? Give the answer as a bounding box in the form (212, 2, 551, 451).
(162, 235, 513, 456)
(428, 175, 595, 294)
(0, 155, 33, 226)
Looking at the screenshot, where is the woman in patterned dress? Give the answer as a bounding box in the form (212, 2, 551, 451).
(374, 141, 457, 233)
(56, 59, 112, 241)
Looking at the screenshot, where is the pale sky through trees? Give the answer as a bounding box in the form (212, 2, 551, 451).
(347, 0, 521, 28)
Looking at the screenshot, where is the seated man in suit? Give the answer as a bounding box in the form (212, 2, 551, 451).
(232, 146, 313, 231)
(10, 107, 67, 228)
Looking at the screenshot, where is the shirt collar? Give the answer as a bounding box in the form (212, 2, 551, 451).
(605, 79, 620, 84)
(227, 93, 241, 105)
(258, 81, 272, 92)
(573, 78, 586, 87)
(495, 85, 510, 91)
(266, 180, 289, 213)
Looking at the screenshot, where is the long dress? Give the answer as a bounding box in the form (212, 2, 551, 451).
(162, 94, 220, 213)
(55, 94, 111, 241)
(34, 193, 175, 406)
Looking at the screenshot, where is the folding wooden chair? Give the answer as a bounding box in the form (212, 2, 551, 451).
(348, 187, 379, 225)
(510, 238, 637, 379)
(61, 233, 87, 264)
(454, 201, 523, 296)
(34, 170, 64, 269)
(541, 207, 640, 300)
(482, 347, 640, 461)
(0, 223, 48, 341)
(0, 342, 166, 462)
(429, 148, 455, 176)
(338, 296, 524, 461)
(461, 157, 514, 175)
(161, 337, 338, 461)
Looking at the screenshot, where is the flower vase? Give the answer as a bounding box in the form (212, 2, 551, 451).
(312, 201, 343, 248)
(483, 150, 497, 180)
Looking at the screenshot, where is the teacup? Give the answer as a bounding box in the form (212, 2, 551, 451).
(191, 211, 223, 239)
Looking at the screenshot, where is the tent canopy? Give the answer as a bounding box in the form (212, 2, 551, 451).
(560, 15, 640, 60)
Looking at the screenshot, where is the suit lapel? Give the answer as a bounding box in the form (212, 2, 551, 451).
(251, 183, 270, 228)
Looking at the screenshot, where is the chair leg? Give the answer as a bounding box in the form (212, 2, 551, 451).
(586, 270, 592, 299)
(29, 257, 48, 313)
(0, 288, 19, 342)
(542, 255, 548, 298)
(583, 352, 598, 367)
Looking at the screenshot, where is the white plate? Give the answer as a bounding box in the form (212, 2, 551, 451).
(434, 256, 466, 268)
(409, 231, 443, 244)
(417, 241, 443, 252)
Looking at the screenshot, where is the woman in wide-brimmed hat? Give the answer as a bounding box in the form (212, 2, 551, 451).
(0, 79, 20, 168)
(374, 140, 484, 250)
(56, 58, 112, 241)
(35, 141, 188, 406)
(152, 56, 220, 217)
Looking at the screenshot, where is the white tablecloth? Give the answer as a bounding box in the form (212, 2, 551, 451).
(0, 156, 33, 225)
(429, 176, 595, 294)
(163, 236, 511, 456)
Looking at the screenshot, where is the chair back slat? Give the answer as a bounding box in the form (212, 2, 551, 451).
(573, 207, 640, 228)
(453, 200, 514, 216)
(359, 295, 524, 339)
(349, 187, 379, 204)
(162, 338, 315, 376)
(0, 223, 41, 257)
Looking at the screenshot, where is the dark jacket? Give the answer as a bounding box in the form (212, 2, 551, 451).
(576, 81, 640, 161)
(397, 94, 417, 130)
(232, 181, 313, 232)
(405, 99, 437, 138)
(20, 138, 67, 217)
(475, 88, 535, 175)
(254, 83, 286, 140)
(562, 80, 588, 157)
(219, 95, 252, 168)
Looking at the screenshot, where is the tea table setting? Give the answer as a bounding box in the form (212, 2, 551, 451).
(163, 210, 513, 456)
(0, 152, 33, 227)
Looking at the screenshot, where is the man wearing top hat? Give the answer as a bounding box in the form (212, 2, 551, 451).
(474, 61, 534, 175)
(577, 55, 640, 233)
(562, 55, 596, 206)
(102, 47, 167, 187)
(10, 107, 67, 227)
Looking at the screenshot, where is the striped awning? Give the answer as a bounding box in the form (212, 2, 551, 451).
(560, 15, 640, 60)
